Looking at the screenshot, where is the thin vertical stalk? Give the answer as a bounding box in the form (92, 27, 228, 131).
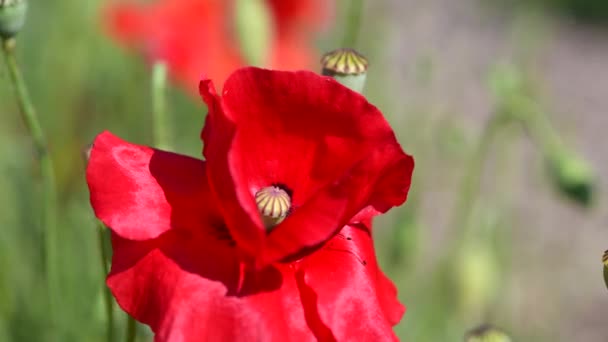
(118, 59, 171, 342)
(2, 37, 59, 319)
(436, 111, 506, 331)
(342, 0, 364, 48)
(449, 112, 504, 247)
(125, 314, 136, 342)
(97, 222, 114, 342)
(151, 61, 170, 150)
(117, 58, 169, 342)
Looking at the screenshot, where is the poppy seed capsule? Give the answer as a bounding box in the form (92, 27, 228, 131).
(321, 48, 368, 75)
(255, 186, 291, 229)
(0, 0, 27, 39)
(603, 250, 608, 291)
(321, 48, 368, 94)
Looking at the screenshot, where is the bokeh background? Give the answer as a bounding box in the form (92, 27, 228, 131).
(1, 0, 607, 341)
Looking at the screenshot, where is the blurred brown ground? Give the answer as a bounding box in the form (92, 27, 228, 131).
(358, 0, 608, 340)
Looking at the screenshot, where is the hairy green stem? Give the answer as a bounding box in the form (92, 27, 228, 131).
(2, 37, 59, 321)
(517, 103, 562, 158)
(97, 222, 114, 342)
(151, 61, 170, 150)
(342, 0, 364, 48)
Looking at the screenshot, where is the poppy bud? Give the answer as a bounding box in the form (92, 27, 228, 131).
(0, 0, 27, 40)
(603, 250, 608, 291)
(546, 150, 594, 207)
(321, 48, 368, 94)
(465, 324, 512, 342)
(455, 241, 499, 318)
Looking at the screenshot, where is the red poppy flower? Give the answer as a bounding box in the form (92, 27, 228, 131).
(87, 68, 413, 340)
(104, 0, 332, 92)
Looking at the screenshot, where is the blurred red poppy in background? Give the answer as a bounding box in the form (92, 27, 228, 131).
(104, 0, 332, 92)
(87, 68, 413, 340)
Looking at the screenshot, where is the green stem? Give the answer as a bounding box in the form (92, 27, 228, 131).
(125, 314, 136, 342)
(151, 61, 170, 150)
(449, 112, 504, 247)
(97, 222, 114, 342)
(117, 59, 169, 342)
(517, 102, 562, 158)
(2, 38, 59, 321)
(342, 0, 364, 48)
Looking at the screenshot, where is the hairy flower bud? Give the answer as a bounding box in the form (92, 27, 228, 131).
(546, 150, 594, 207)
(0, 0, 27, 39)
(455, 240, 499, 318)
(321, 48, 368, 94)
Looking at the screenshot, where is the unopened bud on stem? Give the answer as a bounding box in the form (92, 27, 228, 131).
(465, 324, 512, 342)
(455, 239, 499, 318)
(546, 150, 594, 207)
(0, 0, 27, 40)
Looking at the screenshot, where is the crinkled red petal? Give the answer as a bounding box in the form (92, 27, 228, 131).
(200, 68, 414, 263)
(108, 229, 318, 342)
(86, 131, 211, 240)
(299, 223, 405, 341)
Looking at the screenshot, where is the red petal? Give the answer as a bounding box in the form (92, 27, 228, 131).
(200, 79, 267, 257)
(86, 131, 211, 240)
(108, 229, 318, 341)
(103, 3, 148, 45)
(103, 0, 243, 92)
(200, 68, 414, 262)
(299, 223, 405, 340)
(265, 0, 332, 72)
(269, 35, 317, 73)
(266, 0, 333, 36)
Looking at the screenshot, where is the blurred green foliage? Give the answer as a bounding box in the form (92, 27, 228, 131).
(551, 0, 608, 23)
(490, 64, 596, 207)
(499, 0, 608, 24)
(0, 1, 201, 340)
(465, 324, 512, 342)
(0, 0, 602, 341)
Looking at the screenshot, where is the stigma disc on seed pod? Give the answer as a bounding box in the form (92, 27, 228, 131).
(321, 48, 368, 94)
(255, 186, 291, 230)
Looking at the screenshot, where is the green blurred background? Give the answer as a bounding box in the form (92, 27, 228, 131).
(1, 0, 607, 341)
